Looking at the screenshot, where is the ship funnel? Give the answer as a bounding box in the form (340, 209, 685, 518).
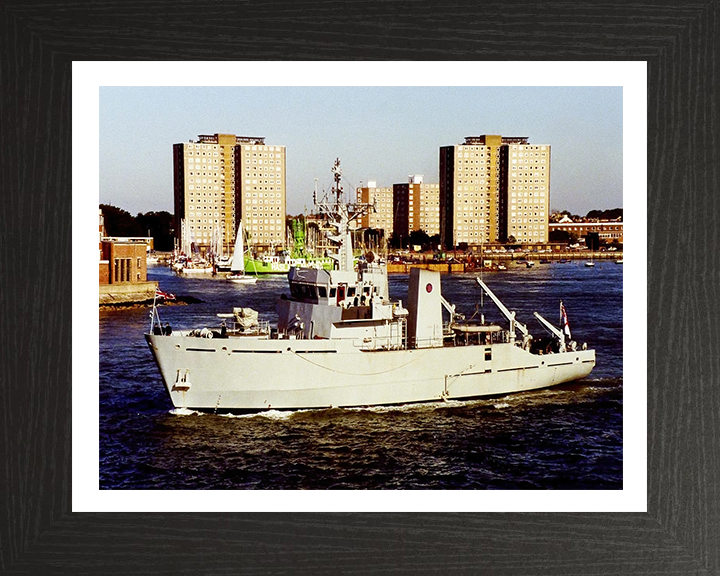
(406, 268, 443, 348)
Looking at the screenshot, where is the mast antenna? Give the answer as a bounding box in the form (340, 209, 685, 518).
(332, 158, 343, 205)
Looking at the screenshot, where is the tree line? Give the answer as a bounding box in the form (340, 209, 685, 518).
(100, 204, 175, 251)
(552, 208, 623, 222)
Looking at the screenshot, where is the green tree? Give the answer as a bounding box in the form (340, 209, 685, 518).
(408, 229, 430, 247)
(586, 208, 623, 220)
(100, 204, 143, 237)
(136, 211, 175, 251)
(549, 229, 579, 244)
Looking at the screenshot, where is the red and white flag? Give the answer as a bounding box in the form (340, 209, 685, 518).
(155, 288, 176, 301)
(560, 302, 571, 339)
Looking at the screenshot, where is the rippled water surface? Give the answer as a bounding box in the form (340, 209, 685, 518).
(100, 261, 623, 490)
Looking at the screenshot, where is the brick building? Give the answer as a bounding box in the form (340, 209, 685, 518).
(99, 209, 157, 304)
(549, 221, 623, 243)
(99, 241, 148, 285)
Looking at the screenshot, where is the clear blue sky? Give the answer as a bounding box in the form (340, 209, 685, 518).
(99, 86, 622, 217)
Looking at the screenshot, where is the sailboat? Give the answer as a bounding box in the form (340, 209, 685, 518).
(584, 250, 595, 267)
(226, 221, 258, 284)
(214, 226, 232, 271)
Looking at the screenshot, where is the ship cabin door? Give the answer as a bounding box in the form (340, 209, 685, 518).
(337, 284, 346, 306)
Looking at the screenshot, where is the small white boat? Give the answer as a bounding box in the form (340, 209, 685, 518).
(215, 256, 233, 271)
(584, 261, 595, 267)
(227, 273, 257, 284)
(178, 262, 214, 274)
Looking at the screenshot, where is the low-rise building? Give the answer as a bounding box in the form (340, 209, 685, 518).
(548, 221, 623, 243)
(99, 209, 157, 304)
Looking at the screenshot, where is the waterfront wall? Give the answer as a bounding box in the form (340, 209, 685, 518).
(480, 251, 621, 262)
(99, 281, 158, 305)
(386, 263, 465, 274)
(387, 251, 622, 274)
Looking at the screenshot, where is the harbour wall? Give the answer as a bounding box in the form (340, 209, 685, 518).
(386, 263, 465, 274)
(386, 251, 621, 274)
(99, 281, 158, 305)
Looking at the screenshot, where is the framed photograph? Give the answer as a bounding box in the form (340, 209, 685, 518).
(3, 3, 715, 574)
(83, 63, 640, 514)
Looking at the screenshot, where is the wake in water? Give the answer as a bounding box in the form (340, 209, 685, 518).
(175, 377, 623, 426)
(169, 407, 202, 416)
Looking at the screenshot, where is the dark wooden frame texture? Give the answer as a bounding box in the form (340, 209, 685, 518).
(1, 1, 717, 574)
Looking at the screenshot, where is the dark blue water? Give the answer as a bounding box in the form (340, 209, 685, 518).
(99, 261, 622, 490)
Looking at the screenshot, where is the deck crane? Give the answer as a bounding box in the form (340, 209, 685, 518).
(533, 311, 575, 353)
(475, 278, 531, 348)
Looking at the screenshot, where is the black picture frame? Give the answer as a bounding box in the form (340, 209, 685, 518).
(2, 1, 716, 574)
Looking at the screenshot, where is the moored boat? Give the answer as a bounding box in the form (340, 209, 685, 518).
(244, 253, 290, 274)
(226, 221, 258, 284)
(173, 259, 214, 274)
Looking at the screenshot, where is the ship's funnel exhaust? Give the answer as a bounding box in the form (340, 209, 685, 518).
(407, 268, 443, 348)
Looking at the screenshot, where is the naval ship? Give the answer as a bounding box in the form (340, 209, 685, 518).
(145, 161, 595, 412)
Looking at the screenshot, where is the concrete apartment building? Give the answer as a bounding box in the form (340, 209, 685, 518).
(173, 133, 286, 253)
(439, 135, 550, 248)
(356, 175, 439, 244)
(400, 175, 440, 236)
(499, 137, 551, 244)
(393, 175, 440, 241)
(355, 180, 394, 234)
(413, 179, 440, 237)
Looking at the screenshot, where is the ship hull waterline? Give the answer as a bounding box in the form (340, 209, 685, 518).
(146, 333, 596, 411)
